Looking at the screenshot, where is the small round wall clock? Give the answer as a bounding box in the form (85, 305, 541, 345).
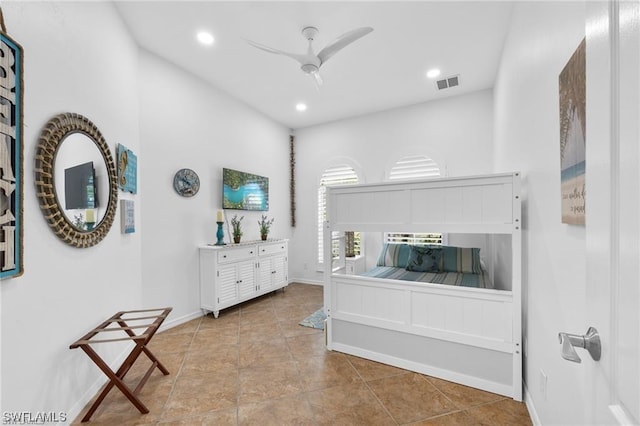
(173, 168, 200, 197)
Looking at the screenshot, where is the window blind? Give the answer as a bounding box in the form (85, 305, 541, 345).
(388, 155, 442, 244)
(317, 165, 359, 264)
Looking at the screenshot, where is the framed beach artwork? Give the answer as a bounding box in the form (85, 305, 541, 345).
(117, 143, 137, 194)
(559, 37, 586, 225)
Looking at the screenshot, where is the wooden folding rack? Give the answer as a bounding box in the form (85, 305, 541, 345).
(69, 307, 172, 422)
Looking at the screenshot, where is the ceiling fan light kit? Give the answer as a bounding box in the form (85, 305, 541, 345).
(246, 26, 373, 87)
(300, 63, 319, 74)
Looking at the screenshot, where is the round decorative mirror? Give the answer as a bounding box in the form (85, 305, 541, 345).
(35, 113, 118, 248)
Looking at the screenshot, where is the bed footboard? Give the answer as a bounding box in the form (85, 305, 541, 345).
(327, 275, 520, 399)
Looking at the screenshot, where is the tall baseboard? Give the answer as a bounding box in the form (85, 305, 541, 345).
(65, 342, 134, 424)
(524, 383, 541, 426)
(157, 309, 203, 333)
(289, 277, 323, 286)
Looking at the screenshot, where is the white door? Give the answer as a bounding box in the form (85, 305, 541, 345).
(258, 258, 273, 292)
(218, 264, 239, 307)
(272, 256, 287, 288)
(585, 1, 639, 424)
(238, 261, 256, 299)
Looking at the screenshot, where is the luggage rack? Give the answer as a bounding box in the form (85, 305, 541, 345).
(70, 307, 172, 422)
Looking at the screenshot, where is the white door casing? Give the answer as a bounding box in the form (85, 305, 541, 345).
(585, 1, 639, 424)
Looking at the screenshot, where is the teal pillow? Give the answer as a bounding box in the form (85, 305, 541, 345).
(406, 246, 442, 272)
(376, 243, 411, 268)
(441, 246, 483, 274)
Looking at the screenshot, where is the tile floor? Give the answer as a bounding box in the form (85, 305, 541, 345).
(74, 283, 532, 425)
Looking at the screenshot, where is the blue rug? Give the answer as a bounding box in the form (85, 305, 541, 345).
(299, 308, 326, 330)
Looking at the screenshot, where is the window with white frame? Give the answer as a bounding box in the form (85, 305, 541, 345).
(385, 232, 443, 245)
(388, 155, 441, 180)
(386, 155, 443, 244)
(317, 164, 360, 264)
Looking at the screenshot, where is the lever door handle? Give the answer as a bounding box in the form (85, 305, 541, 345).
(558, 327, 601, 363)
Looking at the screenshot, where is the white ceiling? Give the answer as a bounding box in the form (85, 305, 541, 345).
(114, 1, 514, 129)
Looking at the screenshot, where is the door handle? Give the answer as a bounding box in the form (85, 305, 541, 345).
(558, 327, 601, 363)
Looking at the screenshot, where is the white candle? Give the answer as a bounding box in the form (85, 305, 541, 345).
(217, 210, 224, 222)
(85, 209, 95, 223)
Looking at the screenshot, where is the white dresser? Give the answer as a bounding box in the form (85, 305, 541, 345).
(199, 239, 288, 318)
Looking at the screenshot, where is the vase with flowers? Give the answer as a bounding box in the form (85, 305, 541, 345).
(231, 214, 244, 243)
(258, 214, 274, 241)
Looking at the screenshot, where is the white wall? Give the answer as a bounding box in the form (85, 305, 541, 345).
(0, 1, 292, 421)
(0, 1, 141, 419)
(138, 50, 292, 323)
(290, 89, 495, 283)
(0, 1, 593, 422)
(493, 1, 587, 424)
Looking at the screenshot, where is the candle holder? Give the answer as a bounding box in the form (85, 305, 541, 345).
(215, 221, 226, 245)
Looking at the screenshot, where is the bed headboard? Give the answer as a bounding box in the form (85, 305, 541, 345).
(327, 172, 521, 234)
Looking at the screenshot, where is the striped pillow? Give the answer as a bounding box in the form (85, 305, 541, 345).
(441, 246, 483, 274)
(376, 243, 411, 268)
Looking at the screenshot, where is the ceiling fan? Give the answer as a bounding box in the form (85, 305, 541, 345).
(245, 26, 373, 87)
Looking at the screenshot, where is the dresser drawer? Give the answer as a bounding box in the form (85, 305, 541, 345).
(258, 242, 288, 256)
(218, 247, 256, 263)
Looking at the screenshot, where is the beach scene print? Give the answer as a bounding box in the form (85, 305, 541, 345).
(559, 38, 586, 225)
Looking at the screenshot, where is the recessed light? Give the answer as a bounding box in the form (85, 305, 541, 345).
(426, 68, 441, 79)
(196, 31, 214, 46)
(296, 103, 307, 112)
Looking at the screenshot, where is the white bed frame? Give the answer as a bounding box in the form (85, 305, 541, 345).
(324, 172, 522, 400)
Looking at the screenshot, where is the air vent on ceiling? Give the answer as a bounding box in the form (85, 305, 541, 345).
(436, 74, 460, 90)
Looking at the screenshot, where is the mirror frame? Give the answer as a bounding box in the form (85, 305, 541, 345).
(35, 113, 118, 248)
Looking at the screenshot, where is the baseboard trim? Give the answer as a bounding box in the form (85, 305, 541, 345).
(289, 277, 323, 286)
(65, 342, 134, 425)
(157, 309, 203, 333)
(524, 382, 541, 426)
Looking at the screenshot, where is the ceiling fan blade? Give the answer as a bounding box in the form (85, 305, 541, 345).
(244, 39, 308, 64)
(317, 27, 373, 65)
(311, 70, 323, 88)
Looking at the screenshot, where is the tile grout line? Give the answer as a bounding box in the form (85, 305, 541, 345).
(235, 299, 256, 423)
(348, 359, 401, 426)
(288, 339, 321, 426)
(157, 314, 203, 422)
(414, 374, 469, 423)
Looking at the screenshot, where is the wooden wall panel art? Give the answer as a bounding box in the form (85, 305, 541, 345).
(0, 22, 24, 278)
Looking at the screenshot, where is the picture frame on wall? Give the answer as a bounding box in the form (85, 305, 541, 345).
(117, 143, 137, 194)
(559, 37, 586, 225)
(120, 199, 135, 234)
(0, 26, 24, 279)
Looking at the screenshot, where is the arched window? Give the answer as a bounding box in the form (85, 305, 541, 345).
(317, 164, 360, 264)
(388, 155, 441, 180)
(387, 155, 443, 245)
